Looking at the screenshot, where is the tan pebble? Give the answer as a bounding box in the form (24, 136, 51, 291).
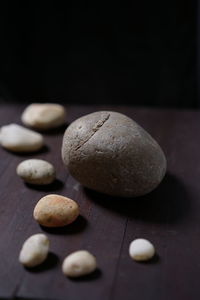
(0, 123, 44, 152)
(19, 234, 49, 267)
(62, 250, 97, 277)
(16, 159, 56, 185)
(21, 103, 66, 130)
(33, 194, 79, 227)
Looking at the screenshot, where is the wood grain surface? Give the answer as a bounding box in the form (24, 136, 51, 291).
(0, 104, 199, 300)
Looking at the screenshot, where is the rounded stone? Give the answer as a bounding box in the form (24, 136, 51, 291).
(19, 233, 49, 267)
(129, 238, 155, 261)
(61, 111, 167, 197)
(62, 250, 97, 277)
(0, 123, 44, 152)
(21, 103, 66, 130)
(33, 194, 79, 227)
(16, 159, 56, 185)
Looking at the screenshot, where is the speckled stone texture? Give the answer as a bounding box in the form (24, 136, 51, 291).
(16, 159, 56, 185)
(62, 111, 167, 197)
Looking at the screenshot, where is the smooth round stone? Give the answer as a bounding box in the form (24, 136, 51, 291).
(61, 111, 167, 197)
(21, 103, 66, 130)
(0, 123, 44, 152)
(62, 250, 97, 277)
(19, 234, 49, 267)
(33, 194, 79, 227)
(16, 159, 56, 185)
(129, 239, 155, 261)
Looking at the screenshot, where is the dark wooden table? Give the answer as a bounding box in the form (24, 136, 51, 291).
(0, 104, 199, 300)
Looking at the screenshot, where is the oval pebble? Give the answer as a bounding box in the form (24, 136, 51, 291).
(129, 238, 155, 261)
(16, 159, 56, 185)
(0, 123, 44, 152)
(21, 103, 66, 130)
(19, 234, 49, 267)
(62, 250, 97, 277)
(33, 194, 79, 227)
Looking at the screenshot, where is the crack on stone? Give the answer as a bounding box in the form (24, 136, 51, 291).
(74, 113, 110, 151)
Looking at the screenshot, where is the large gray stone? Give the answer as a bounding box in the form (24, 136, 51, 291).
(62, 111, 167, 197)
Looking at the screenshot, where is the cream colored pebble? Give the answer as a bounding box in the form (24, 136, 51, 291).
(16, 159, 56, 185)
(129, 238, 155, 261)
(33, 194, 79, 227)
(19, 234, 49, 267)
(62, 250, 97, 277)
(0, 123, 44, 152)
(21, 103, 66, 130)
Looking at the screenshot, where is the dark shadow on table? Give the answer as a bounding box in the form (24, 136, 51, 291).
(36, 123, 69, 136)
(84, 173, 190, 224)
(134, 253, 160, 265)
(6, 145, 49, 157)
(41, 215, 87, 235)
(68, 268, 102, 282)
(25, 179, 64, 192)
(25, 252, 59, 273)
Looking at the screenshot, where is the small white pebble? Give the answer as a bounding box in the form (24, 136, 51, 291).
(0, 123, 44, 152)
(129, 238, 155, 261)
(16, 159, 56, 185)
(19, 234, 49, 267)
(62, 250, 97, 277)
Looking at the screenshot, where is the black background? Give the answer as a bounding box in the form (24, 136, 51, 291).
(0, 2, 196, 107)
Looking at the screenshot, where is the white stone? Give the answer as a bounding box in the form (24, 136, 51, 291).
(21, 103, 66, 130)
(0, 124, 44, 152)
(129, 238, 155, 261)
(17, 159, 56, 185)
(62, 250, 97, 277)
(19, 234, 49, 267)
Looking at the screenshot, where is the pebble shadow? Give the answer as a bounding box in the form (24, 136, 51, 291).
(68, 268, 102, 282)
(133, 253, 160, 265)
(37, 123, 69, 136)
(25, 252, 59, 273)
(84, 172, 190, 224)
(7, 145, 49, 157)
(41, 215, 87, 235)
(25, 179, 64, 192)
